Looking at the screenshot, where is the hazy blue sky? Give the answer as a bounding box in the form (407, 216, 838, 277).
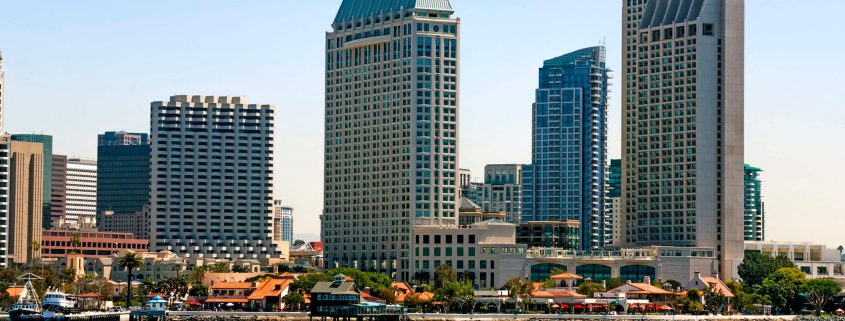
(1, 1, 842, 246)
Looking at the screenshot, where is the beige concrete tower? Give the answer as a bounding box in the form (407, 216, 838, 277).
(322, 0, 460, 281)
(621, 0, 744, 280)
(9, 140, 44, 264)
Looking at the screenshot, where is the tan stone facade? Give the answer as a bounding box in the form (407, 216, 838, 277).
(9, 140, 44, 264)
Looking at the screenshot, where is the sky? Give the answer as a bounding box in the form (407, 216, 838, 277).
(0, 1, 842, 246)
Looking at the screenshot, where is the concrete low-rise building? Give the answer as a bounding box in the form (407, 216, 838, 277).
(41, 229, 148, 259)
(745, 240, 845, 285)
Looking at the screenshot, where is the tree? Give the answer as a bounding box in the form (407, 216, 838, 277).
(675, 290, 704, 314)
(604, 278, 625, 290)
(188, 284, 208, 297)
(69, 233, 82, 254)
(738, 252, 795, 287)
(801, 278, 841, 316)
(703, 287, 729, 313)
(117, 251, 144, 308)
(664, 279, 683, 291)
(434, 265, 457, 288)
(30, 242, 41, 263)
(576, 281, 605, 297)
(755, 267, 807, 314)
(540, 280, 556, 289)
(291, 273, 333, 292)
(434, 279, 473, 313)
(293, 240, 306, 247)
(282, 292, 305, 311)
(232, 265, 250, 273)
(205, 262, 231, 273)
(838, 245, 843, 258)
(503, 277, 533, 313)
(375, 287, 397, 304)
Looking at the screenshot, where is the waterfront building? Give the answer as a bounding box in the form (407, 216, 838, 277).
(621, 0, 745, 279)
(150, 95, 282, 260)
(322, 0, 460, 281)
(40, 229, 148, 259)
(743, 164, 764, 241)
(472, 164, 523, 223)
(50, 155, 67, 228)
(607, 159, 622, 247)
(516, 220, 580, 250)
(96, 131, 150, 226)
(273, 200, 293, 243)
(413, 220, 527, 289)
(744, 241, 845, 286)
(63, 158, 97, 229)
(522, 46, 609, 250)
(8, 140, 44, 264)
(11, 134, 53, 229)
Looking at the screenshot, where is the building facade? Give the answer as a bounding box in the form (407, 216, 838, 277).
(272, 200, 293, 243)
(621, 0, 745, 279)
(0, 135, 10, 266)
(322, 0, 460, 281)
(472, 164, 522, 223)
(64, 158, 97, 229)
(150, 95, 281, 260)
(607, 159, 622, 247)
(41, 229, 148, 259)
(743, 164, 764, 241)
(10, 134, 53, 230)
(522, 46, 609, 250)
(745, 241, 844, 287)
(9, 140, 44, 264)
(96, 131, 150, 225)
(516, 220, 580, 250)
(99, 207, 151, 241)
(50, 155, 67, 228)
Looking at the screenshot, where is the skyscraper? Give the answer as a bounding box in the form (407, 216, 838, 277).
(475, 164, 523, 223)
(0, 51, 4, 132)
(607, 159, 622, 246)
(521, 46, 609, 250)
(273, 200, 294, 243)
(51, 154, 67, 228)
(9, 140, 44, 264)
(322, 0, 460, 280)
(10, 134, 53, 229)
(65, 158, 97, 229)
(96, 131, 150, 222)
(0, 135, 10, 266)
(621, 0, 745, 279)
(743, 164, 764, 241)
(150, 95, 281, 260)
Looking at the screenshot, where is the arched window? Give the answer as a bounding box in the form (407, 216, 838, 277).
(619, 265, 656, 283)
(529, 263, 567, 281)
(575, 264, 611, 282)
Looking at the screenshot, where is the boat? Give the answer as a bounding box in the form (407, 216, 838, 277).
(8, 273, 66, 321)
(42, 289, 76, 313)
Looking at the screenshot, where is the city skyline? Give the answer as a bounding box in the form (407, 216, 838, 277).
(0, 1, 842, 247)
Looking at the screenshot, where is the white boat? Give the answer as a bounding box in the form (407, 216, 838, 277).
(9, 274, 43, 320)
(42, 289, 76, 312)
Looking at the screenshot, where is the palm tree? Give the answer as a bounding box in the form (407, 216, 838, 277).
(69, 233, 82, 254)
(837, 245, 843, 258)
(117, 251, 143, 308)
(30, 241, 41, 264)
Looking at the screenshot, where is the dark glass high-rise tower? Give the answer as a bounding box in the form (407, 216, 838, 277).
(96, 131, 150, 221)
(522, 46, 609, 250)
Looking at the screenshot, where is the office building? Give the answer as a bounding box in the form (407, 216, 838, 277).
(607, 159, 622, 246)
(621, 0, 745, 279)
(743, 164, 764, 241)
(50, 155, 67, 228)
(10, 134, 52, 229)
(472, 164, 523, 223)
(0, 51, 5, 132)
(96, 131, 150, 225)
(99, 207, 151, 241)
(64, 158, 97, 229)
(516, 220, 580, 249)
(459, 168, 472, 191)
(322, 0, 460, 280)
(522, 46, 609, 250)
(273, 200, 293, 243)
(150, 95, 281, 260)
(0, 135, 10, 266)
(9, 140, 44, 264)
(41, 229, 148, 259)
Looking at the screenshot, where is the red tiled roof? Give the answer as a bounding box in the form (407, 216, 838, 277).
(211, 282, 253, 290)
(532, 290, 585, 298)
(550, 273, 583, 280)
(700, 277, 735, 298)
(248, 279, 292, 300)
(205, 298, 249, 303)
(622, 283, 674, 295)
(309, 242, 324, 251)
(6, 286, 24, 298)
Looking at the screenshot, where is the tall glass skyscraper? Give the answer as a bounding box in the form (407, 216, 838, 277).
(621, 0, 745, 279)
(522, 46, 609, 250)
(322, 0, 460, 281)
(96, 131, 150, 221)
(743, 164, 764, 241)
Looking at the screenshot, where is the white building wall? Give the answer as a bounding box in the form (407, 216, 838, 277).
(65, 158, 97, 228)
